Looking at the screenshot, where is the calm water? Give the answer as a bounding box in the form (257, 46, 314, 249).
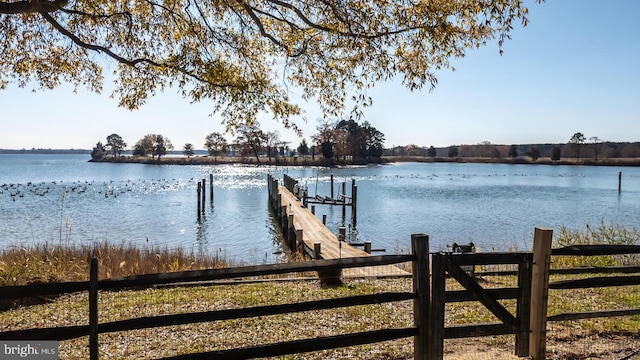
(1, 154, 639, 263)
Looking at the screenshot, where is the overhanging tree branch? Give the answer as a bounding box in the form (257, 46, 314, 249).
(0, 0, 68, 14)
(39, 11, 235, 89)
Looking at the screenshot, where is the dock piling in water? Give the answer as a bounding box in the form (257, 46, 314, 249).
(209, 173, 214, 202)
(197, 182, 202, 220)
(619, 171, 622, 192)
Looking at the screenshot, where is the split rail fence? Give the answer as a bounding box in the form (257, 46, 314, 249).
(0, 235, 427, 360)
(2, 230, 640, 359)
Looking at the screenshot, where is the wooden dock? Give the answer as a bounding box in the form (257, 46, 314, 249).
(268, 175, 409, 278)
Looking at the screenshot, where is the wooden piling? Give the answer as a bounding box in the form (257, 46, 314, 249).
(288, 214, 295, 251)
(352, 185, 358, 226)
(201, 178, 206, 207)
(197, 182, 201, 219)
(341, 181, 346, 219)
(619, 171, 622, 192)
(209, 173, 214, 201)
(296, 228, 304, 252)
(364, 241, 372, 254)
(330, 174, 334, 199)
(322, 214, 327, 225)
(338, 226, 346, 242)
(311, 205, 315, 215)
(313, 243, 321, 259)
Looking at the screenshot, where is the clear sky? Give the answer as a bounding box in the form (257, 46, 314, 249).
(1, 1, 639, 150)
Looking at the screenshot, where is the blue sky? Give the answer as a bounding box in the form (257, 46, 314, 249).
(1, 1, 639, 150)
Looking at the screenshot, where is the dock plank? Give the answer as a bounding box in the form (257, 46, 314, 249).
(277, 186, 409, 278)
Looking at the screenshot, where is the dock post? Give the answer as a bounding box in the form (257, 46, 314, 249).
(330, 174, 334, 199)
(352, 185, 357, 227)
(281, 203, 288, 229)
(209, 173, 214, 202)
(303, 188, 308, 208)
(296, 228, 304, 253)
(272, 178, 278, 206)
(313, 243, 321, 259)
(281, 212, 287, 239)
(267, 175, 271, 200)
(338, 226, 346, 242)
(311, 205, 315, 215)
(322, 214, 327, 225)
(197, 182, 201, 220)
(364, 241, 372, 254)
(351, 178, 355, 198)
(288, 214, 295, 251)
(201, 179, 206, 208)
(341, 181, 346, 219)
(619, 171, 622, 192)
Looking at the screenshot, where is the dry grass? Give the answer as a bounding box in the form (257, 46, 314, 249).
(1, 279, 416, 359)
(0, 242, 227, 287)
(2, 271, 640, 359)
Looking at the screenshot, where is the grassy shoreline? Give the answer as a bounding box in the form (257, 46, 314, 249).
(90, 155, 640, 167)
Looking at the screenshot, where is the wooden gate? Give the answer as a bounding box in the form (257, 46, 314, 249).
(430, 251, 533, 359)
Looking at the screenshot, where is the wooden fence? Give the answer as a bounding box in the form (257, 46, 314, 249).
(0, 235, 428, 360)
(3, 229, 640, 359)
(430, 250, 533, 359)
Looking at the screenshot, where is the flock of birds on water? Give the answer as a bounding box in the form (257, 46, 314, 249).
(0, 178, 194, 202)
(1, 171, 590, 203)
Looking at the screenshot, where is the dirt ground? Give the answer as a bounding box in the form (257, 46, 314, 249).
(442, 334, 640, 360)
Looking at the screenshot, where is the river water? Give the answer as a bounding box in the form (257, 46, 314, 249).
(1, 154, 639, 264)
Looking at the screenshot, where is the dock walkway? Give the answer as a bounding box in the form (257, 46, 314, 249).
(268, 175, 409, 278)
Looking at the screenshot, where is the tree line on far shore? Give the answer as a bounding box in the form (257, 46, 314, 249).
(387, 132, 640, 163)
(90, 119, 385, 164)
(92, 129, 640, 165)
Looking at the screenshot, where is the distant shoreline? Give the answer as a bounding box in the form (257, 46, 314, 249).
(89, 155, 640, 167)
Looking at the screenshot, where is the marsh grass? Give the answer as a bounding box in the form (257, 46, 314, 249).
(553, 221, 640, 268)
(0, 242, 227, 287)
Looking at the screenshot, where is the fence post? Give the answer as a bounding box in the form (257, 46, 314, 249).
(529, 228, 553, 360)
(516, 253, 533, 356)
(430, 252, 446, 360)
(89, 258, 99, 360)
(411, 234, 430, 360)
